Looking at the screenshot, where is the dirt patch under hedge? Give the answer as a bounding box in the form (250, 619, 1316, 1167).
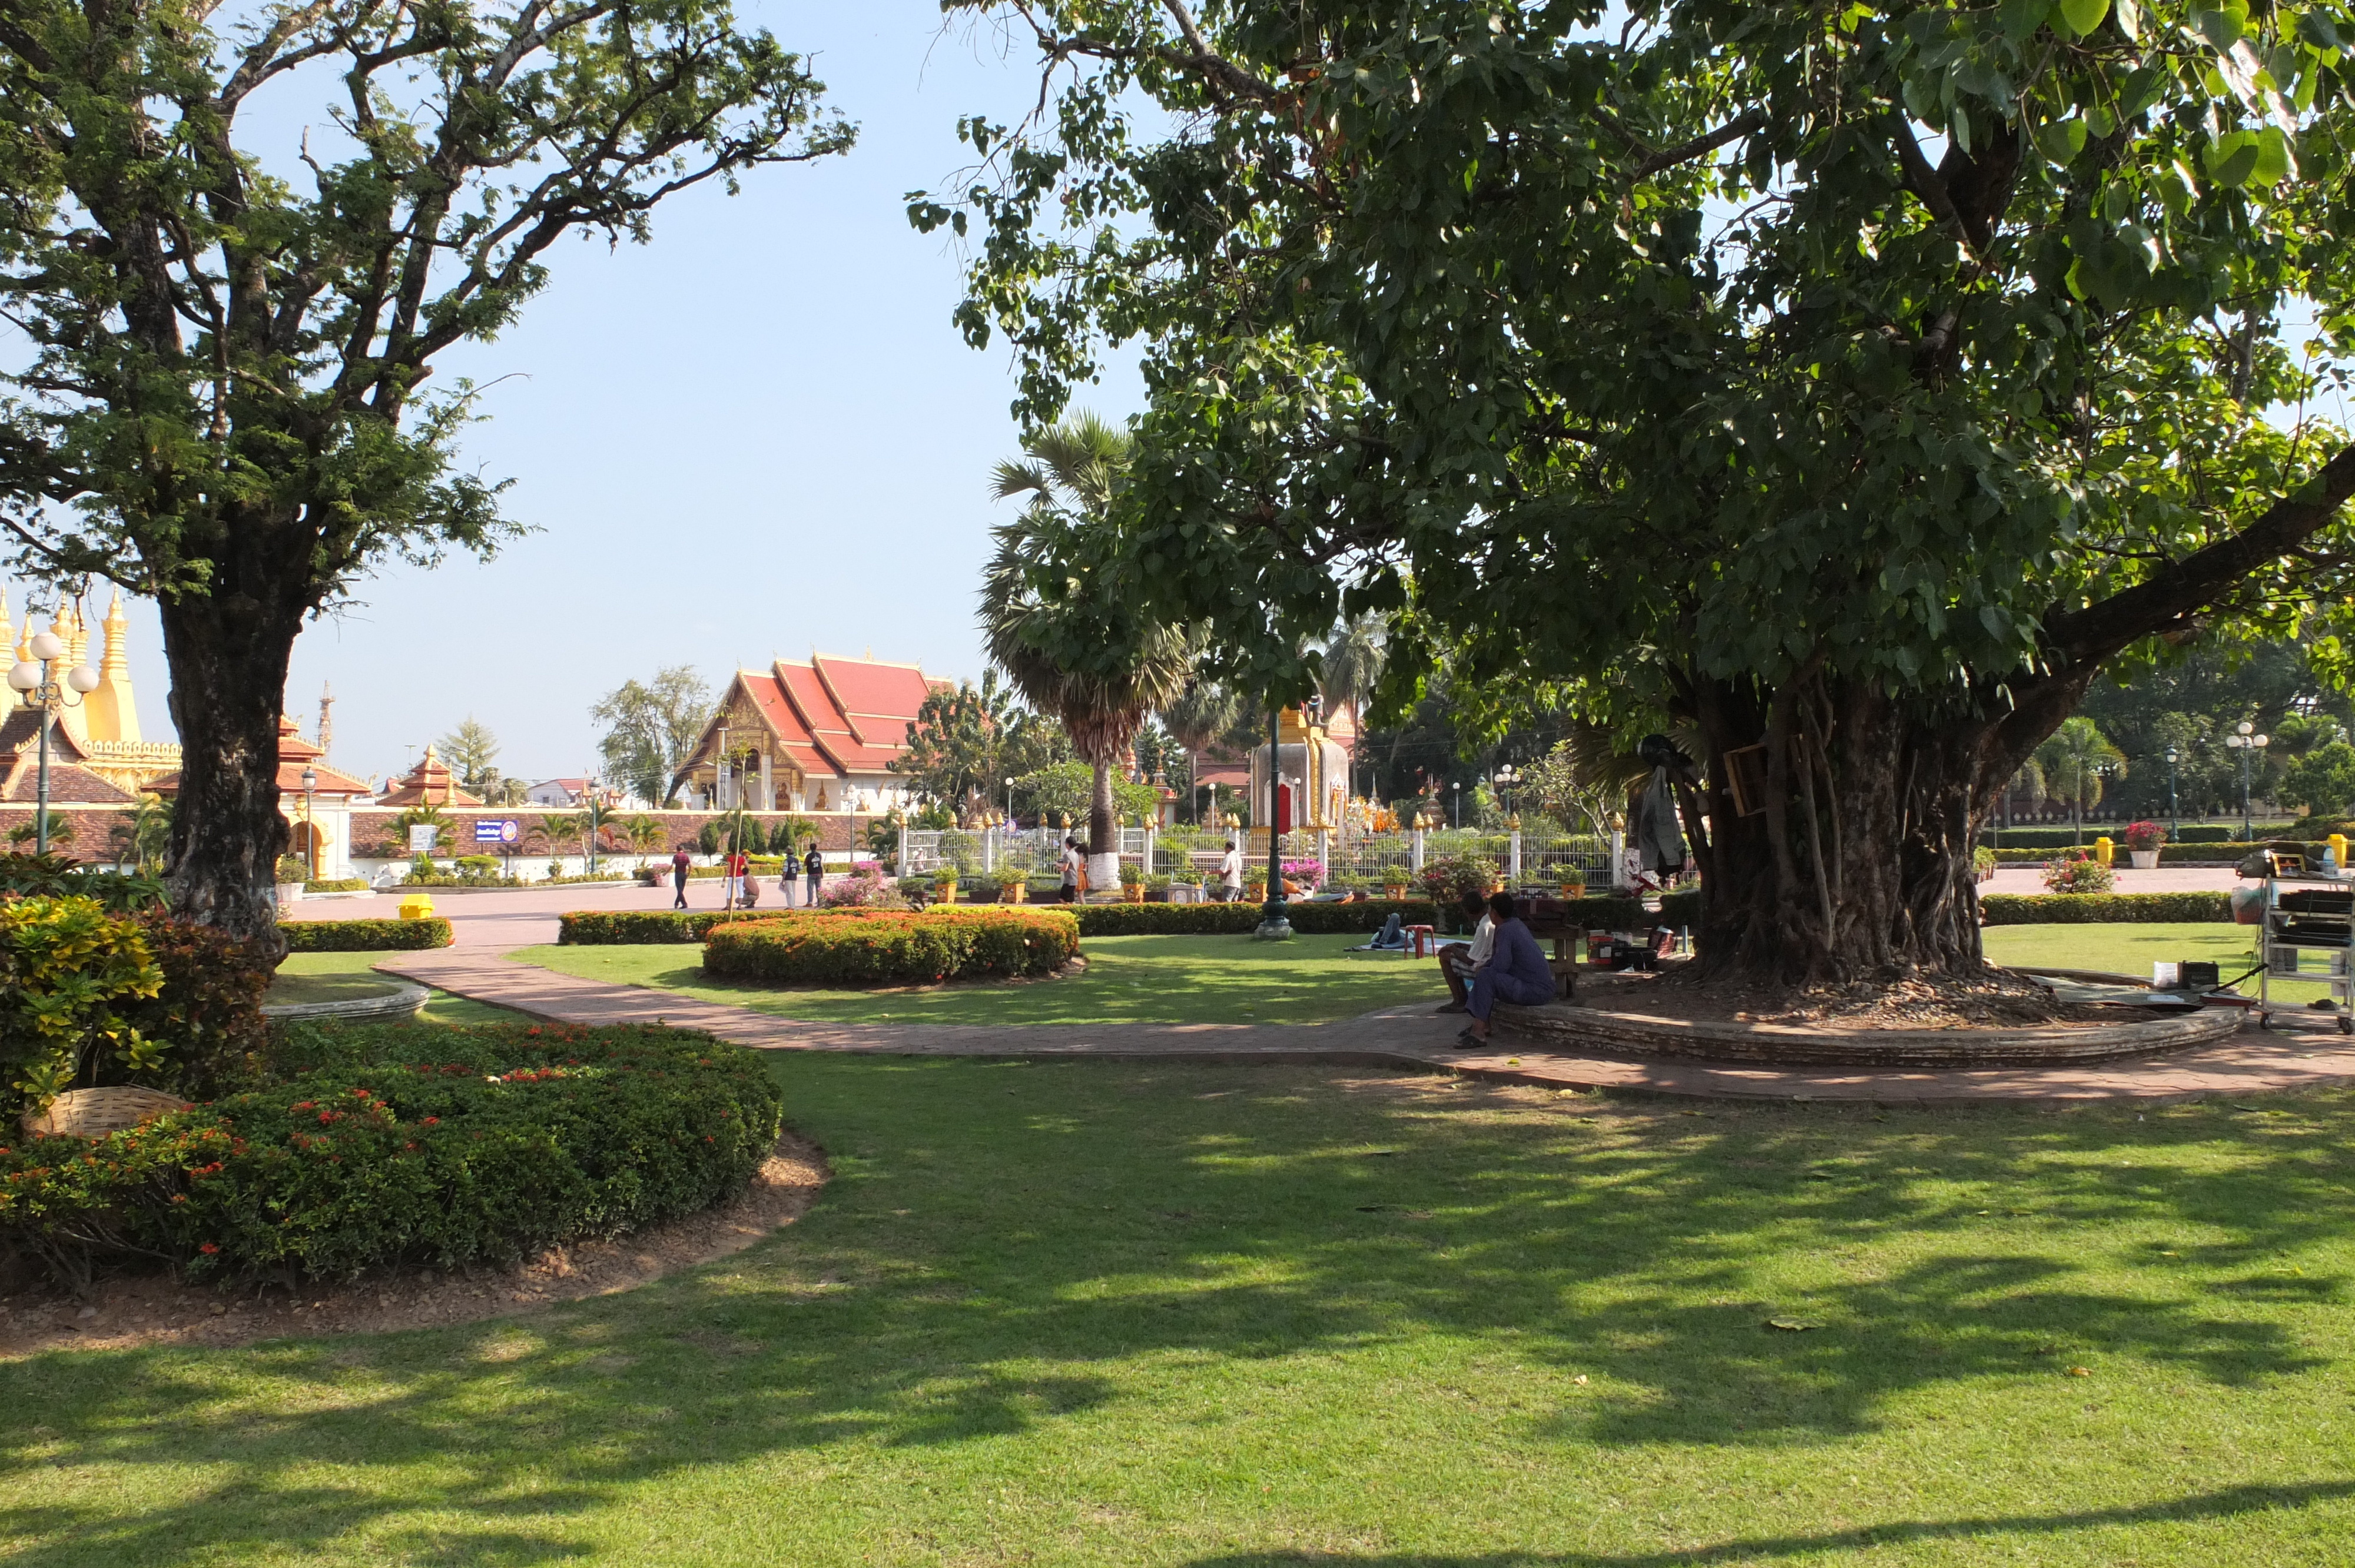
(0, 1131, 828, 1357)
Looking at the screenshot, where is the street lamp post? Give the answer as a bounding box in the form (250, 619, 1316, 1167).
(1452, 779, 1462, 830)
(301, 765, 319, 882)
(585, 775, 602, 879)
(2225, 722, 2269, 843)
(1256, 703, 1293, 940)
(1493, 763, 1521, 820)
(6, 628, 99, 855)
(2164, 745, 2180, 843)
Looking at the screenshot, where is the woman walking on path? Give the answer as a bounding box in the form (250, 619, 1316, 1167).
(1459, 890, 1555, 1049)
(671, 845, 692, 909)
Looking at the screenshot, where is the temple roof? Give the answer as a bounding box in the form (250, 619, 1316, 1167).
(376, 741, 483, 807)
(677, 653, 943, 794)
(0, 708, 134, 802)
(147, 716, 371, 800)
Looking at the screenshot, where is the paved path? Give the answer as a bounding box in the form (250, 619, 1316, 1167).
(378, 949, 2355, 1105)
(1984, 864, 2248, 895)
(287, 879, 699, 948)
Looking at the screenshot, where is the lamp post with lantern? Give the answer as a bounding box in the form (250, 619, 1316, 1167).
(2225, 723, 2268, 843)
(2163, 745, 2181, 843)
(300, 764, 319, 881)
(7, 625, 100, 855)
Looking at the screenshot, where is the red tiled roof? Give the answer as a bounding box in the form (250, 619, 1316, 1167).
(680, 655, 938, 792)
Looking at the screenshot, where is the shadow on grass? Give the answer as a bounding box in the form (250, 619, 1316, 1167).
(0, 1059, 2349, 1562)
(510, 932, 1442, 1026)
(1173, 1479, 2355, 1564)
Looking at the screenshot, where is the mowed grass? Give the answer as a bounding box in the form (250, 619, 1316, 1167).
(1983, 921, 2336, 1007)
(4, 1057, 2354, 1564)
(508, 931, 1446, 1025)
(271, 951, 531, 1026)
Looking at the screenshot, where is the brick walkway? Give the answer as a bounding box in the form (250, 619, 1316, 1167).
(376, 950, 2355, 1104)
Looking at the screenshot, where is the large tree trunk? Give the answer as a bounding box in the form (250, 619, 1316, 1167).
(158, 589, 302, 953)
(1682, 674, 2058, 985)
(1086, 758, 1119, 895)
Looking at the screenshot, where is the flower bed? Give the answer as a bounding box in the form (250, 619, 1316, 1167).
(702, 908, 1081, 986)
(0, 1021, 782, 1284)
(282, 918, 454, 952)
(559, 909, 740, 945)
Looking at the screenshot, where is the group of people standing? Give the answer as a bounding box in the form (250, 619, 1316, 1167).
(669, 843, 828, 911)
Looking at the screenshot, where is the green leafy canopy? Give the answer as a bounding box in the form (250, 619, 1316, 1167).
(920, 0, 2355, 745)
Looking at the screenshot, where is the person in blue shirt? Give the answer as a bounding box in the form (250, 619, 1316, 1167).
(1460, 889, 1555, 1049)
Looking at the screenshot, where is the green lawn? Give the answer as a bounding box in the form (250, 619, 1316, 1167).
(1983, 921, 2335, 1007)
(508, 932, 1447, 1025)
(273, 951, 530, 1026)
(6, 1057, 2354, 1564)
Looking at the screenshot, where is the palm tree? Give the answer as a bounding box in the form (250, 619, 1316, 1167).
(2035, 717, 2126, 846)
(1317, 614, 1388, 725)
(1160, 675, 1248, 825)
(983, 414, 1190, 892)
(622, 813, 665, 869)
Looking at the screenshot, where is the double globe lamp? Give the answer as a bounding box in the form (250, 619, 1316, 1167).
(8, 629, 101, 856)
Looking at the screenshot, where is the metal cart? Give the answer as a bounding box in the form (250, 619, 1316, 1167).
(2258, 872, 2354, 1034)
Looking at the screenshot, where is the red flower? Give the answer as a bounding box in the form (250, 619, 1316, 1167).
(198, 1242, 219, 1255)
(423, 1117, 439, 1126)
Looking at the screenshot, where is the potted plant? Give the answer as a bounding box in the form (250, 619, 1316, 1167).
(937, 869, 959, 903)
(274, 853, 309, 906)
(1001, 876, 1027, 903)
(1973, 844, 1998, 883)
(2124, 819, 2165, 869)
(1119, 861, 1146, 902)
(1559, 871, 1587, 899)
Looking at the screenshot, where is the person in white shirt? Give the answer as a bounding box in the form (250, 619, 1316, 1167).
(1436, 889, 1493, 1013)
(1219, 839, 1244, 902)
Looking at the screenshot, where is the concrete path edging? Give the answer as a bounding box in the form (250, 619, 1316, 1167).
(370, 949, 2355, 1105)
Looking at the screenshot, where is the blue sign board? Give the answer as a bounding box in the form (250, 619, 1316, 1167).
(475, 819, 519, 845)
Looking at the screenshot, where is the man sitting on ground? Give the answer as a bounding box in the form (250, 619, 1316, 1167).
(1435, 889, 1493, 1014)
(1459, 889, 1557, 1049)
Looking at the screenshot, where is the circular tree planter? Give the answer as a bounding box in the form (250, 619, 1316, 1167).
(1491, 995, 2240, 1068)
(261, 982, 430, 1024)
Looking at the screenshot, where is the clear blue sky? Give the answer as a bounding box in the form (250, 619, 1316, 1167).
(64, 0, 1140, 788)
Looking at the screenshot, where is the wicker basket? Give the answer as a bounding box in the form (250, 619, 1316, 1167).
(19, 1085, 193, 1141)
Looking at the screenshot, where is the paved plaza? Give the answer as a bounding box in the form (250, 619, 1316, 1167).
(372, 886, 2355, 1105)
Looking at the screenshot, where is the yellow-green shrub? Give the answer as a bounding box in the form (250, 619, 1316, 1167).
(703, 908, 1080, 986)
(0, 896, 165, 1114)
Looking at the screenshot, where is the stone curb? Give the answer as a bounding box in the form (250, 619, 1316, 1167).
(262, 982, 431, 1023)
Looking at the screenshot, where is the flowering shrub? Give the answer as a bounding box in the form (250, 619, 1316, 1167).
(2041, 851, 2115, 895)
(703, 908, 1080, 986)
(1418, 853, 1501, 906)
(2124, 820, 2167, 852)
(0, 1021, 781, 1284)
(1280, 859, 1324, 891)
(818, 861, 911, 910)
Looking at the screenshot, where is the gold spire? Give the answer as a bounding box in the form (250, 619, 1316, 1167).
(85, 589, 140, 743)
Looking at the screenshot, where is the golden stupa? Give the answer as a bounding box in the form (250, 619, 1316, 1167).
(0, 588, 182, 793)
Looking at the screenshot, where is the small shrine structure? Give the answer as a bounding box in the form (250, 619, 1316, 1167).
(1246, 705, 1351, 857)
(377, 743, 483, 808)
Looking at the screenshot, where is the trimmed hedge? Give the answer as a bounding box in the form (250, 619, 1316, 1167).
(282, 918, 453, 951)
(1990, 842, 2272, 865)
(1070, 898, 1445, 936)
(0, 1021, 781, 1284)
(1979, 892, 2234, 924)
(559, 909, 742, 945)
(1980, 823, 2288, 848)
(704, 908, 1081, 986)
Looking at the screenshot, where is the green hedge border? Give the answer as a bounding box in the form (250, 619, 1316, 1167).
(282, 918, 453, 951)
(1979, 892, 2234, 924)
(704, 909, 1081, 985)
